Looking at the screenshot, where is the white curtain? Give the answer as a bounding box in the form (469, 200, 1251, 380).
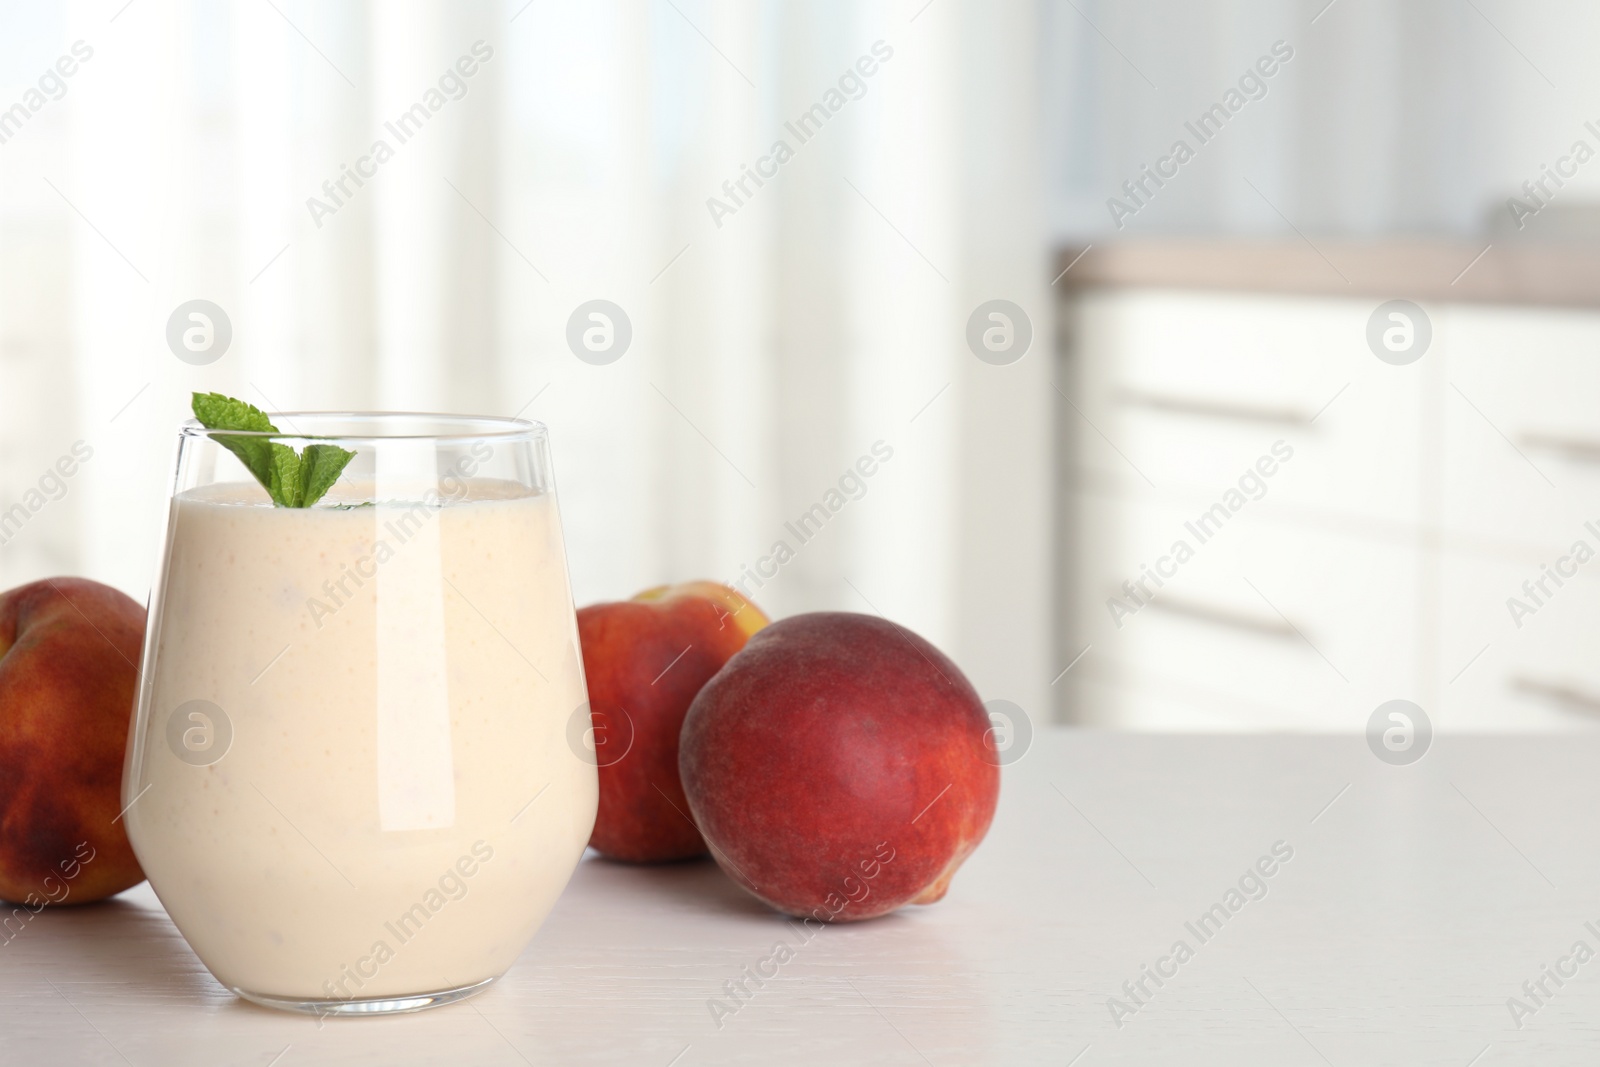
(0, 1, 1053, 720)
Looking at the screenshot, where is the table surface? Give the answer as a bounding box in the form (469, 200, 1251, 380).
(3, 731, 1597, 1066)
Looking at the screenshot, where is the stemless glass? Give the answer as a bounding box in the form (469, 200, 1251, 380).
(123, 413, 597, 1015)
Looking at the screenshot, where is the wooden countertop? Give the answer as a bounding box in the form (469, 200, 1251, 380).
(1055, 239, 1600, 308)
(2, 732, 1595, 1064)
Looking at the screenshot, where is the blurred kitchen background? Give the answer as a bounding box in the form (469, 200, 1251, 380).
(3, 0, 1599, 732)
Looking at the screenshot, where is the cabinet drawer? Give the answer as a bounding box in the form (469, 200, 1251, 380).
(1069, 289, 1425, 526)
(1442, 304, 1600, 554)
(1076, 288, 1356, 404)
(1071, 491, 1423, 718)
(1067, 669, 1282, 731)
(1438, 547, 1600, 730)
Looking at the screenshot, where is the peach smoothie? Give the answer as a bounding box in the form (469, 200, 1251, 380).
(124, 477, 595, 1004)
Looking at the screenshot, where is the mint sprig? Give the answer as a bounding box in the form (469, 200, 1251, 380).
(192, 392, 355, 507)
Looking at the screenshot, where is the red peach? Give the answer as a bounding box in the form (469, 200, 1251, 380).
(679, 611, 999, 921)
(578, 581, 768, 862)
(0, 578, 146, 906)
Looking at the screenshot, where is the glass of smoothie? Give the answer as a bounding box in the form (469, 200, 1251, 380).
(123, 406, 598, 1015)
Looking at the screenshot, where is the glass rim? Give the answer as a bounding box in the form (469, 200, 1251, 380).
(178, 411, 547, 444)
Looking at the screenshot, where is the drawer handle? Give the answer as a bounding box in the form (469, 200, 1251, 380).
(1134, 593, 1299, 640)
(1512, 674, 1600, 716)
(1521, 432, 1600, 465)
(1114, 389, 1311, 426)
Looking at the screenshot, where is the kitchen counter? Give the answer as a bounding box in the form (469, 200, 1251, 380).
(1055, 239, 1600, 307)
(3, 731, 1595, 1065)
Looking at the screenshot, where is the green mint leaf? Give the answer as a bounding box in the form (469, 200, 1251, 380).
(268, 443, 303, 508)
(192, 392, 275, 434)
(298, 444, 356, 507)
(192, 392, 280, 501)
(191, 393, 354, 507)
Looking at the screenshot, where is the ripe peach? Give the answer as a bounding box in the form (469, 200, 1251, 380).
(577, 581, 768, 862)
(679, 612, 999, 922)
(0, 578, 146, 906)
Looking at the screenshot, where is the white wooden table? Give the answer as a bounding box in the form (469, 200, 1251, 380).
(3, 731, 1595, 1065)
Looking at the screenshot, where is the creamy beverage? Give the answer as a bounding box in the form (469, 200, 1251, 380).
(125, 477, 596, 1006)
